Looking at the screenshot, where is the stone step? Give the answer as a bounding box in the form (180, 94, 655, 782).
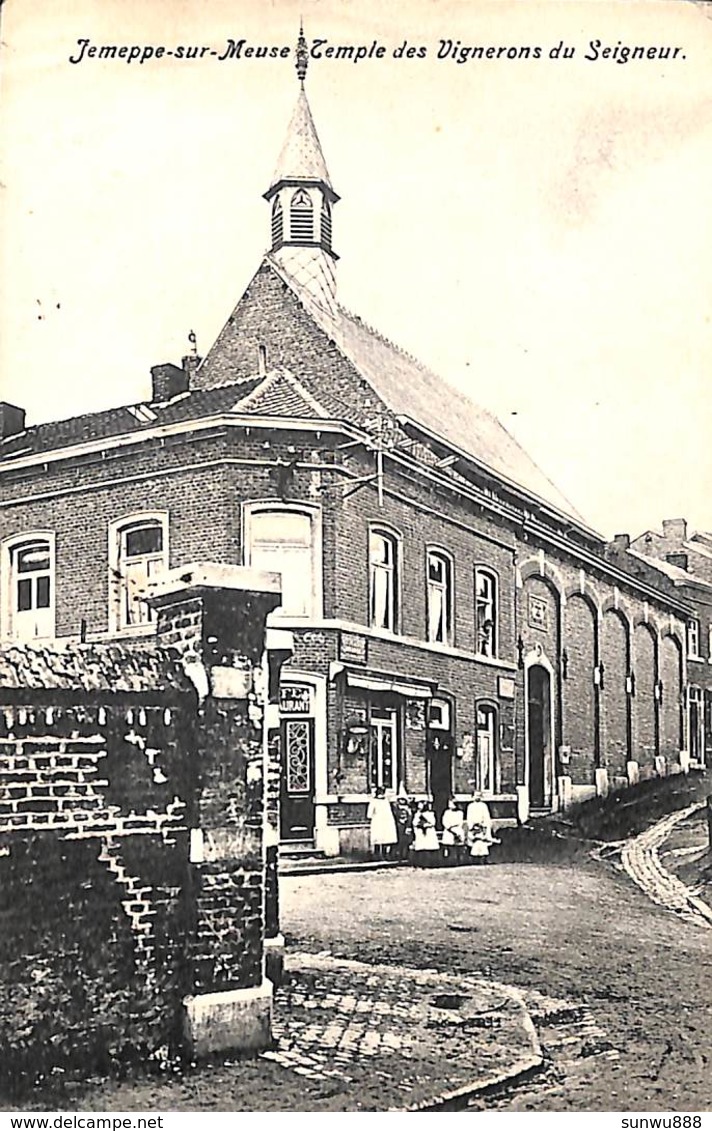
(280, 840, 323, 860)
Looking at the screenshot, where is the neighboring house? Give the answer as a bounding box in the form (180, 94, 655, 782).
(0, 47, 697, 855)
(629, 520, 712, 768)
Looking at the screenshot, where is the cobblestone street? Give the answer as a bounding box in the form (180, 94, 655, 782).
(18, 814, 712, 1112)
(263, 952, 540, 1109)
(281, 832, 712, 1112)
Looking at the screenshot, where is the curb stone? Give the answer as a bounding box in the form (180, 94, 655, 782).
(272, 952, 545, 1111)
(408, 982, 544, 1112)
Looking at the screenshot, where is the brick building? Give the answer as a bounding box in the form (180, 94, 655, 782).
(0, 41, 698, 855)
(628, 520, 712, 768)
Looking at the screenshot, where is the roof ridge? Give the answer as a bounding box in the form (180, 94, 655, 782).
(336, 305, 434, 377)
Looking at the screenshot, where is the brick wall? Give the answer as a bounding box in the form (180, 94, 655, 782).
(516, 546, 689, 799)
(0, 648, 195, 1091)
(0, 567, 281, 1092)
(562, 595, 597, 784)
(601, 610, 629, 777)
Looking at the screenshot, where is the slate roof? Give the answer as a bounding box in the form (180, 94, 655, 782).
(0, 378, 263, 461)
(0, 643, 192, 693)
(627, 548, 712, 592)
(264, 256, 586, 525)
(269, 86, 335, 192)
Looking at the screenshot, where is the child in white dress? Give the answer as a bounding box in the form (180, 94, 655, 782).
(367, 787, 398, 858)
(466, 792, 494, 864)
(412, 800, 439, 866)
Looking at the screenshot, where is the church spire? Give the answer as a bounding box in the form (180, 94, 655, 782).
(295, 20, 309, 85)
(263, 26, 339, 314)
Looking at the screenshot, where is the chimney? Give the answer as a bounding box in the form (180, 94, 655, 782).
(662, 518, 687, 544)
(0, 402, 26, 440)
(182, 354, 202, 382)
(612, 533, 630, 551)
(150, 363, 189, 403)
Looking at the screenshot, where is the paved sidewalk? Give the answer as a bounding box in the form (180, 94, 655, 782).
(621, 802, 712, 926)
(262, 951, 543, 1110)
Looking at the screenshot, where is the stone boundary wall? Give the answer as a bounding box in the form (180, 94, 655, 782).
(0, 565, 286, 1097)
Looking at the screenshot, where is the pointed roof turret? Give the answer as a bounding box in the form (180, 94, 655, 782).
(264, 24, 338, 203)
(268, 86, 336, 196)
(262, 25, 340, 313)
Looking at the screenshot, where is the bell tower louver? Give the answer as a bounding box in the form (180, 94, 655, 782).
(263, 26, 339, 313)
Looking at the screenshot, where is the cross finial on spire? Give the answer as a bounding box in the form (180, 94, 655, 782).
(296, 20, 308, 85)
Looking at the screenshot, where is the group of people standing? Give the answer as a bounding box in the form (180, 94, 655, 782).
(367, 789, 496, 866)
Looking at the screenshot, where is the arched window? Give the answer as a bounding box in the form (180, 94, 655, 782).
(476, 703, 498, 794)
(245, 505, 320, 619)
(426, 549, 453, 645)
(109, 514, 168, 631)
(475, 567, 497, 658)
(369, 528, 399, 631)
(271, 196, 283, 248)
(2, 534, 55, 641)
(290, 188, 314, 241)
(321, 198, 332, 248)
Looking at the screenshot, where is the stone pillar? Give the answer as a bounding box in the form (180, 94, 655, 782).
(263, 627, 294, 988)
(516, 785, 529, 825)
(148, 563, 281, 1058)
(557, 775, 573, 812)
(594, 766, 609, 798)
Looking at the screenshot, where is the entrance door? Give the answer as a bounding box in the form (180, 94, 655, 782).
(427, 698, 453, 826)
(369, 707, 399, 792)
(280, 717, 315, 841)
(527, 665, 551, 808)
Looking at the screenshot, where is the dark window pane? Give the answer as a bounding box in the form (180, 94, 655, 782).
(36, 576, 51, 609)
(125, 524, 163, 557)
(17, 579, 32, 611)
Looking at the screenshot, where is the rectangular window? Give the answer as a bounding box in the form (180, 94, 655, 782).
(687, 619, 700, 659)
(7, 538, 54, 641)
(370, 530, 398, 631)
(475, 568, 498, 658)
(427, 550, 452, 645)
(248, 509, 316, 618)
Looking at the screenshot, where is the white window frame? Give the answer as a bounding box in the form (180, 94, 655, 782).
(243, 502, 323, 620)
(687, 618, 701, 659)
(426, 547, 453, 646)
(476, 701, 499, 796)
(369, 526, 400, 633)
(1, 532, 56, 642)
(108, 512, 169, 634)
(475, 567, 498, 659)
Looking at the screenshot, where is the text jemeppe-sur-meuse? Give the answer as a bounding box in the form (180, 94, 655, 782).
(68, 37, 685, 67)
